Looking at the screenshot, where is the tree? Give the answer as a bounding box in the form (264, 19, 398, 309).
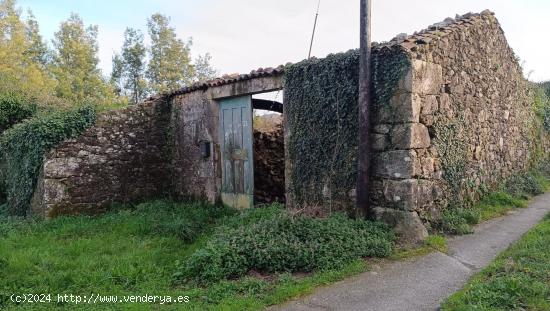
(146, 13, 194, 94)
(110, 53, 124, 96)
(51, 13, 112, 104)
(0, 0, 55, 102)
(25, 10, 49, 67)
(194, 53, 217, 82)
(120, 28, 147, 104)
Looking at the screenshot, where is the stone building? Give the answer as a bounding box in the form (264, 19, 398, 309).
(30, 11, 549, 242)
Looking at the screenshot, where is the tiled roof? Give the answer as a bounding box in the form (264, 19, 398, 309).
(159, 65, 286, 99)
(374, 9, 495, 52)
(152, 10, 494, 100)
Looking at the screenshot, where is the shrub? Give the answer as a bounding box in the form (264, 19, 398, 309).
(0, 93, 37, 134)
(505, 172, 548, 199)
(1, 106, 96, 216)
(176, 207, 395, 284)
(441, 207, 481, 235)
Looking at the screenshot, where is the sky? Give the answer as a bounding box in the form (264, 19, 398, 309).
(16, 0, 550, 82)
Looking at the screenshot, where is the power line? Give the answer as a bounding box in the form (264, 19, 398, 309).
(308, 0, 321, 59)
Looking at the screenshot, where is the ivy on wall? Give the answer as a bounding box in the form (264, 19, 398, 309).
(372, 47, 411, 109)
(284, 50, 360, 211)
(284, 47, 411, 212)
(0, 94, 38, 209)
(1, 106, 96, 216)
(0, 93, 37, 134)
(432, 113, 468, 200)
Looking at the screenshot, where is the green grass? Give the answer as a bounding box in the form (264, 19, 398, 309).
(440, 170, 549, 235)
(442, 213, 550, 310)
(390, 235, 448, 260)
(0, 200, 393, 310)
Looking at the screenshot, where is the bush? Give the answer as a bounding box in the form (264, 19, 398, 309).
(505, 172, 548, 199)
(441, 208, 481, 235)
(0, 93, 37, 134)
(1, 106, 96, 216)
(176, 207, 395, 284)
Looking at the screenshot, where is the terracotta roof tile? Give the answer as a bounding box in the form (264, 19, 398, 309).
(150, 10, 494, 100)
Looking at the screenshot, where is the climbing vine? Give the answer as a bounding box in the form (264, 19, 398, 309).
(372, 47, 411, 108)
(432, 112, 468, 201)
(0, 93, 37, 134)
(284, 50, 360, 211)
(1, 106, 96, 216)
(284, 47, 411, 212)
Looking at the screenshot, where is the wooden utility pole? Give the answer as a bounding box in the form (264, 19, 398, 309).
(357, 0, 372, 217)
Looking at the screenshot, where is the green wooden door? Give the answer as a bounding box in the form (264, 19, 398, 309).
(219, 96, 254, 209)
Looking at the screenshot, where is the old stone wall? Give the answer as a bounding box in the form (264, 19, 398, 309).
(370, 11, 549, 241)
(283, 51, 360, 215)
(170, 91, 221, 203)
(27, 11, 547, 242)
(30, 99, 171, 217)
(254, 125, 285, 204)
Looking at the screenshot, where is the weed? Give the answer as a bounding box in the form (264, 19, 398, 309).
(442, 215, 550, 310)
(177, 208, 395, 284)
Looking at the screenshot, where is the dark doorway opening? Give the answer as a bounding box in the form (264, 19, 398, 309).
(252, 91, 285, 204)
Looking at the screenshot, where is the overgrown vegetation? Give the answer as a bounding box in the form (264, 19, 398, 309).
(0, 93, 37, 134)
(439, 169, 549, 235)
(0, 106, 96, 216)
(177, 206, 394, 284)
(284, 50, 360, 211)
(283, 47, 411, 212)
(0, 200, 394, 310)
(391, 234, 448, 260)
(534, 81, 550, 133)
(0, 93, 37, 208)
(442, 213, 550, 310)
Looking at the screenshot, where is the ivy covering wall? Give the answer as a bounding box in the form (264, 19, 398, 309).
(1, 107, 96, 216)
(0, 94, 38, 209)
(283, 46, 412, 214)
(284, 50, 360, 212)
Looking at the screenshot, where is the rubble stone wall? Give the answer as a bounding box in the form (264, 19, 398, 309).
(370, 11, 549, 242)
(254, 125, 285, 204)
(30, 99, 171, 217)
(28, 11, 547, 244)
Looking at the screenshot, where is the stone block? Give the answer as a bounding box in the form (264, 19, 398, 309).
(373, 207, 428, 244)
(374, 93, 421, 123)
(371, 133, 388, 151)
(391, 123, 431, 149)
(382, 179, 434, 211)
(421, 95, 438, 115)
(44, 157, 82, 179)
(43, 179, 67, 205)
(373, 150, 419, 179)
(398, 60, 443, 95)
(373, 124, 391, 134)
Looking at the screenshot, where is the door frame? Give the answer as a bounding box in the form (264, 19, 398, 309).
(218, 95, 254, 209)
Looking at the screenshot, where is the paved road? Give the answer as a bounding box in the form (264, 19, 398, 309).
(272, 192, 550, 311)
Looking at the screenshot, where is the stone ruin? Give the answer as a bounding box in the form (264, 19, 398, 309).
(29, 10, 550, 242)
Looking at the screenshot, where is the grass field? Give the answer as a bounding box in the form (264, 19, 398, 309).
(0, 201, 393, 310)
(442, 213, 550, 310)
